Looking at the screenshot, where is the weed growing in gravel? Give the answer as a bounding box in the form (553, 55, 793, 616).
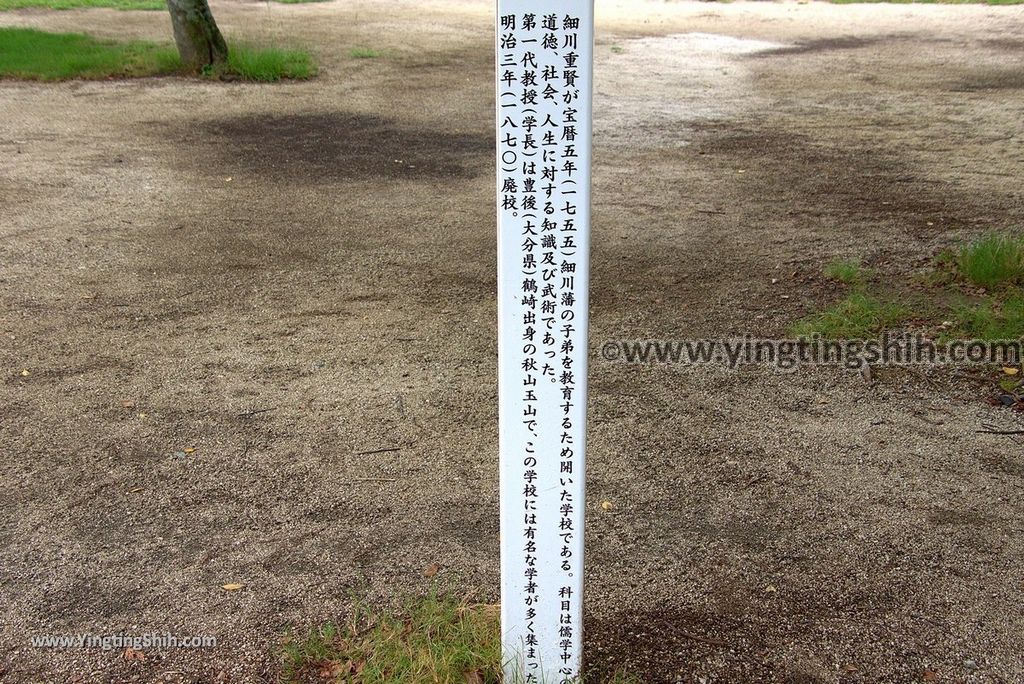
(791, 292, 909, 339)
(823, 258, 868, 286)
(349, 47, 383, 59)
(956, 232, 1024, 289)
(799, 232, 1024, 342)
(280, 594, 639, 684)
(282, 595, 500, 683)
(221, 45, 316, 81)
(950, 293, 1024, 340)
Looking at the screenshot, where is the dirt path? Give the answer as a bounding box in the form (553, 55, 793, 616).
(2, 1, 1024, 682)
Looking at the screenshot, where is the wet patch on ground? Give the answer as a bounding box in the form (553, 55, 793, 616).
(949, 68, 1024, 92)
(751, 33, 960, 59)
(690, 122, 1014, 234)
(981, 38, 1024, 52)
(187, 112, 492, 183)
(926, 507, 994, 527)
(753, 36, 882, 57)
(584, 607, 773, 682)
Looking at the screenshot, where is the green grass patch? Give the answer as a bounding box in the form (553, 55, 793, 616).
(794, 233, 1024, 351)
(280, 594, 639, 684)
(956, 232, 1024, 289)
(0, 28, 315, 81)
(950, 293, 1024, 340)
(220, 45, 315, 81)
(0, 0, 163, 10)
(791, 292, 909, 339)
(282, 595, 500, 683)
(348, 47, 382, 59)
(824, 258, 868, 286)
(0, 27, 179, 80)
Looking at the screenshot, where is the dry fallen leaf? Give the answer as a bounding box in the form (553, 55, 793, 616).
(472, 603, 501, 619)
(221, 583, 244, 591)
(764, 584, 778, 594)
(183, 447, 196, 454)
(122, 647, 145, 661)
(121, 400, 136, 409)
(600, 501, 614, 511)
(464, 670, 484, 684)
(922, 670, 939, 682)
(844, 664, 859, 673)
(1003, 367, 1020, 376)
(20, 369, 30, 377)
(318, 661, 345, 679)
(423, 563, 441, 578)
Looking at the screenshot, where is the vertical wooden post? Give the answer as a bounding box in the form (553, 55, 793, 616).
(496, 2, 594, 682)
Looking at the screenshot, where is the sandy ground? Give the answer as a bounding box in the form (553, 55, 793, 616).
(2, 0, 1024, 682)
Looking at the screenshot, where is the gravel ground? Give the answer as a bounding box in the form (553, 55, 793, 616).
(1, 1, 1023, 682)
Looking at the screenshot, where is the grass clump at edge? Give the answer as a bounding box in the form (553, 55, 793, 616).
(824, 258, 868, 286)
(791, 292, 909, 339)
(797, 232, 1024, 343)
(939, 233, 1024, 341)
(0, 0, 162, 10)
(218, 44, 316, 81)
(282, 594, 502, 684)
(950, 293, 1024, 341)
(0, 27, 179, 80)
(0, 28, 315, 82)
(955, 232, 1024, 289)
(348, 47, 383, 59)
(280, 594, 640, 684)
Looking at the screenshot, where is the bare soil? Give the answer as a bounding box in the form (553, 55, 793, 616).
(1, 1, 1024, 682)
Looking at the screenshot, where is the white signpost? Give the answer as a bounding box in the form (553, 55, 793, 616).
(496, 2, 593, 682)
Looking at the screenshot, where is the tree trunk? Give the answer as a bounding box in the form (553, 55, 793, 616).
(165, 0, 228, 72)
